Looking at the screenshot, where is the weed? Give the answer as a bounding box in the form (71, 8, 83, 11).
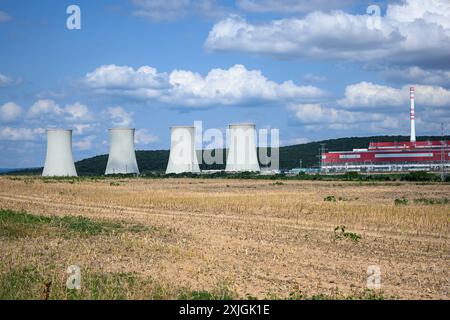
(334, 225, 362, 242)
(324, 195, 336, 202)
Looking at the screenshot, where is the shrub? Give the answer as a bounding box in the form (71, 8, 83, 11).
(401, 171, 437, 182)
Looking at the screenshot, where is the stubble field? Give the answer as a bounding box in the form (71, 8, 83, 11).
(0, 176, 448, 300)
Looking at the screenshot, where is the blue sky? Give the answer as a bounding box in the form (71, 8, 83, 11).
(0, 0, 449, 168)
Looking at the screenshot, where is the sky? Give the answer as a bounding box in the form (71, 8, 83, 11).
(0, 0, 449, 168)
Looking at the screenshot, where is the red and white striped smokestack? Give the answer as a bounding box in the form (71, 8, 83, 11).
(410, 87, 416, 143)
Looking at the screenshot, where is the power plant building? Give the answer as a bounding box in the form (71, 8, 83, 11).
(105, 128, 140, 175)
(42, 129, 78, 177)
(322, 87, 450, 172)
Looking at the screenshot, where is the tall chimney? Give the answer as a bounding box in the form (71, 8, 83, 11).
(410, 87, 416, 143)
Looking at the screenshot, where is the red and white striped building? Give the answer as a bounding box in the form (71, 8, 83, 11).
(322, 140, 450, 172)
(321, 88, 449, 172)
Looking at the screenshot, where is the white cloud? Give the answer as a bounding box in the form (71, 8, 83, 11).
(26, 100, 95, 125)
(381, 66, 450, 86)
(64, 102, 92, 122)
(288, 103, 385, 125)
(131, 0, 226, 22)
(85, 65, 167, 90)
(206, 1, 450, 69)
(135, 129, 158, 145)
(0, 127, 45, 141)
(73, 124, 94, 135)
(287, 102, 408, 135)
(0, 11, 12, 22)
(106, 106, 133, 127)
(27, 99, 63, 119)
(84, 64, 326, 107)
(167, 64, 325, 106)
(338, 82, 404, 109)
(0, 102, 22, 122)
(74, 135, 95, 150)
(338, 82, 450, 109)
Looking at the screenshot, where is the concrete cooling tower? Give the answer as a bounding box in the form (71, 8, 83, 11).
(42, 129, 77, 177)
(105, 128, 139, 175)
(225, 124, 260, 172)
(166, 126, 200, 174)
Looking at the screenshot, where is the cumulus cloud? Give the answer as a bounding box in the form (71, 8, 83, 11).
(131, 0, 226, 22)
(289, 103, 385, 125)
(381, 66, 450, 86)
(106, 106, 133, 127)
(0, 127, 45, 141)
(135, 129, 158, 145)
(338, 82, 450, 109)
(0, 102, 22, 122)
(167, 64, 326, 106)
(27, 99, 63, 119)
(288, 103, 404, 134)
(64, 102, 92, 122)
(84, 64, 326, 107)
(85, 65, 168, 90)
(27, 100, 95, 124)
(206, 0, 450, 69)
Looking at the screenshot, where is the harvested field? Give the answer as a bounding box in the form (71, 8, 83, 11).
(0, 176, 448, 299)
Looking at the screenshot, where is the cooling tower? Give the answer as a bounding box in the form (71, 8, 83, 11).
(225, 124, 260, 172)
(166, 126, 200, 174)
(105, 128, 139, 175)
(42, 129, 77, 177)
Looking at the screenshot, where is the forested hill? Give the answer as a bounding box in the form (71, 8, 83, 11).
(6, 135, 449, 176)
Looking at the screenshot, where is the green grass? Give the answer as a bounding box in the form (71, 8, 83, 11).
(0, 267, 45, 300)
(0, 209, 148, 238)
(0, 267, 236, 300)
(0, 268, 146, 300)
